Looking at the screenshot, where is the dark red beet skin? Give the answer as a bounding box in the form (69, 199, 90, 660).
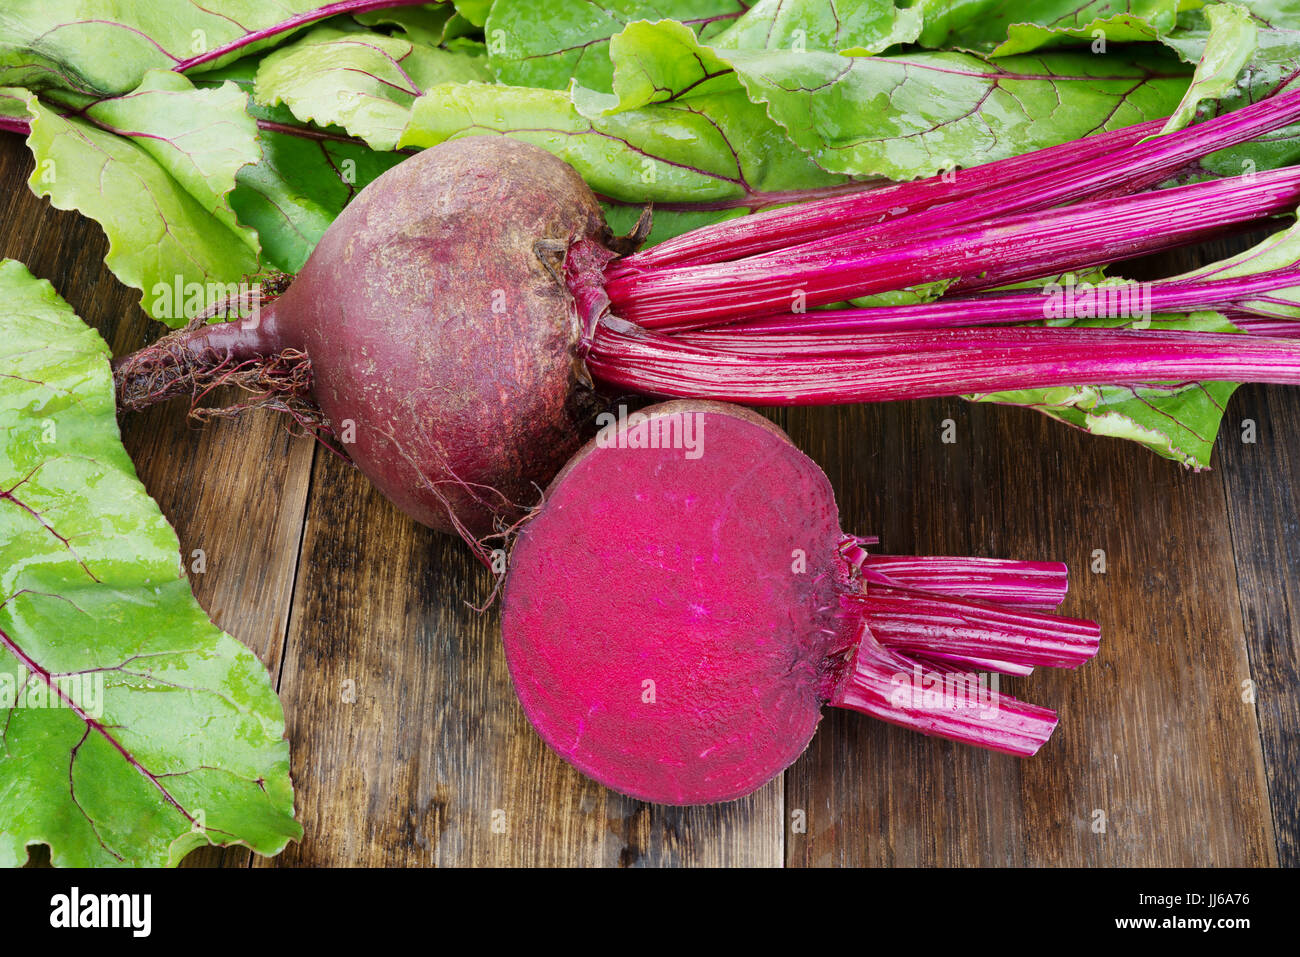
(276, 136, 612, 536)
(502, 401, 1100, 805)
(110, 115, 1300, 542)
(502, 402, 856, 805)
(115, 136, 616, 538)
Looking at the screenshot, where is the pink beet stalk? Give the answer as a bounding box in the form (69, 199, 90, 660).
(857, 587, 1100, 669)
(861, 554, 1071, 610)
(1236, 316, 1300, 335)
(607, 166, 1300, 329)
(832, 635, 1061, 757)
(721, 265, 1300, 335)
(587, 320, 1300, 404)
(619, 88, 1300, 278)
(846, 544, 1073, 674)
(830, 545, 1097, 756)
(916, 653, 1036, 678)
(837, 562, 1094, 754)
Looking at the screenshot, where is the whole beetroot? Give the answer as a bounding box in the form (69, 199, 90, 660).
(116, 136, 617, 538)
(113, 100, 1300, 542)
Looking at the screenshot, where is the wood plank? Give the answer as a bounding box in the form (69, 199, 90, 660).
(777, 278, 1278, 866)
(1217, 382, 1300, 866)
(267, 450, 783, 866)
(3, 124, 1293, 867)
(781, 396, 1275, 866)
(0, 138, 315, 868)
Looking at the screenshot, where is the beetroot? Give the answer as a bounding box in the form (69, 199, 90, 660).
(116, 136, 614, 538)
(114, 91, 1300, 543)
(501, 402, 1100, 805)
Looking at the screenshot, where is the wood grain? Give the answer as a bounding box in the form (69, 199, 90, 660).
(1218, 383, 1300, 866)
(1, 130, 1296, 867)
(266, 450, 783, 866)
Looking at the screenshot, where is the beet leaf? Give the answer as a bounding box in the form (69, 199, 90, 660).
(0, 261, 299, 867)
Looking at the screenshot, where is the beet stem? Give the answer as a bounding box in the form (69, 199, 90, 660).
(861, 554, 1070, 610)
(824, 544, 1099, 756)
(608, 166, 1300, 329)
(859, 586, 1101, 669)
(716, 264, 1300, 335)
(615, 119, 1165, 273)
(831, 633, 1061, 757)
(587, 321, 1300, 404)
(914, 653, 1036, 678)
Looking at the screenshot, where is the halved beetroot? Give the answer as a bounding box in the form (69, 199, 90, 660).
(502, 402, 1099, 805)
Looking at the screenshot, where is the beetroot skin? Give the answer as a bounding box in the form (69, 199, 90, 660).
(501, 401, 1100, 805)
(117, 136, 616, 537)
(279, 137, 610, 535)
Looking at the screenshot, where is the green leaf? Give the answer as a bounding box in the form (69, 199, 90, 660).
(727, 47, 1190, 178)
(606, 19, 738, 109)
(85, 70, 260, 249)
(485, 0, 748, 90)
(1160, 2, 1258, 133)
(232, 118, 404, 274)
(0, 260, 300, 867)
(914, 0, 1190, 53)
(414, 57, 838, 246)
(845, 280, 955, 309)
(402, 79, 843, 209)
(23, 75, 263, 326)
(992, 12, 1174, 57)
(974, 379, 1239, 469)
(353, 5, 461, 46)
(601, 21, 1188, 205)
(199, 60, 405, 275)
(597, 18, 1191, 179)
(454, 0, 495, 28)
(713, 0, 923, 53)
(603, 204, 744, 246)
(254, 25, 489, 152)
(0, 1, 356, 97)
(1161, 3, 1300, 176)
(0, 86, 27, 122)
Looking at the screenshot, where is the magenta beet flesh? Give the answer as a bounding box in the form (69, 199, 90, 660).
(502, 402, 848, 804)
(501, 402, 1100, 804)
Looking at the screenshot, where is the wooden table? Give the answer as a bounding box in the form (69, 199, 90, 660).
(3, 133, 1296, 868)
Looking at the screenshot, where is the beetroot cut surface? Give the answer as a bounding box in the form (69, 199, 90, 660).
(502, 402, 1101, 806)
